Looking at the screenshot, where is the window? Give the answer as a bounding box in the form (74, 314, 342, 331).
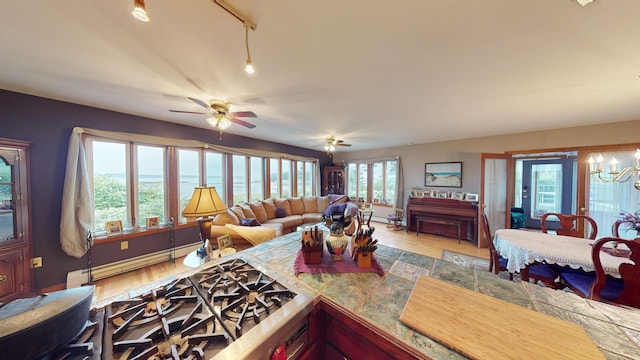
(81, 132, 320, 239)
(269, 158, 280, 198)
(232, 155, 248, 204)
(136, 145, 166, 226)
(346, 160, 398, 205)
(250, 156, 263, 201)
(281, 159, 291, 197)
(304, 161, 314, 196)
(205, 151, 225, 200)
(90, 140, 129, 233)
(178, 149, 200, 223)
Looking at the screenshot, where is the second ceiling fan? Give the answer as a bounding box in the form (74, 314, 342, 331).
(317, 136, 352, 152)
(170, 97, 257, 137)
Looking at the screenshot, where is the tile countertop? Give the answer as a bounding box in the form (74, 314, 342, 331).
(232, 232, 640, 360)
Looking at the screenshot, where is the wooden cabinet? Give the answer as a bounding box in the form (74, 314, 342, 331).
(322, 164, 345, 196)
(0, 138, 32, 303)
(304, 298, 423, 359)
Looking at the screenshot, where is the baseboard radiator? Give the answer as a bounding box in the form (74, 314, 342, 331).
(66, 243, 200, 288)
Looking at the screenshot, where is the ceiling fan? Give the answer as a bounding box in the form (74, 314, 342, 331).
(315, 136, 352, 152)
(170, 97, 257, 137)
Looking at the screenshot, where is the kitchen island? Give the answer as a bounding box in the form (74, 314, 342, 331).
(104, 231, 640, 359)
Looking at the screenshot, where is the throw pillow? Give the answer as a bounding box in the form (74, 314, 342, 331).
(213, 210, 239, 226)
(230, 206, 245, 222)
(249, 200, 268, 223)
(238, 203, 257, 219)
(317, 196, 330, 213)
(261, 198, 276, 218)
(288, 196, 305, 215)
(302, 196, 318, 213)
(240, 218, 261, 227)
(275, 206, 287, 218)
(274, 198, 292, 216)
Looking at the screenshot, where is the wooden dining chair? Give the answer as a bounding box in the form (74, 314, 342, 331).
(482, 213, 560, 287)
(559, 237, 640, 308)
(541, 213, 598, 240)
(481, 213, 512, 280)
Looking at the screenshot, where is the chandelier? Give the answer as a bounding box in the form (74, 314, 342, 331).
(587, 149, 640, 190)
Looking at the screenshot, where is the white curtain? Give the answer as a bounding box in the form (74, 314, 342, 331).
(587, 150, 640, 239)
(60, 128, 93, 257)
(60, 127, 320, 257)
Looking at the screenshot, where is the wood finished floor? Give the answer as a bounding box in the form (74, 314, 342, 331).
(93, 222, 490, 302)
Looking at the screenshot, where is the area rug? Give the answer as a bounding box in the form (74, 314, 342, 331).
(440, 250, 490, 270)
(440, 250, 519, 281)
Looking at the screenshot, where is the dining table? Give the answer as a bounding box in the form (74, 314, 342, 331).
(493, 229, 631, 282)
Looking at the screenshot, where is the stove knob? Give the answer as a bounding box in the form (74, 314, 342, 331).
(271, 344, 287, 360)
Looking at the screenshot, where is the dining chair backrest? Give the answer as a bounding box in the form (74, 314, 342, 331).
(480, 212, 498, 270)
(541, 213, 598, 239)
(591, 237, 640, 307)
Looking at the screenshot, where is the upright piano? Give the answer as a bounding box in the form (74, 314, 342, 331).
(406, 197, 480, 246)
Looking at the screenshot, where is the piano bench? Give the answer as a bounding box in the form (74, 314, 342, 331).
(416, 217, 463, 244)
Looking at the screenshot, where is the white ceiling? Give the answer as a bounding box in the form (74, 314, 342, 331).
(2, 1, 640, 152)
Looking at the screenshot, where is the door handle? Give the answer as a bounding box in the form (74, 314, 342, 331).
(0, 275, 7, 282)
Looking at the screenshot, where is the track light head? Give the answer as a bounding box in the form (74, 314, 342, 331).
(132, 0, 150, 22)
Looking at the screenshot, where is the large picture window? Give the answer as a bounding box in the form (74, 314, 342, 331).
(77, 131, 319, 241)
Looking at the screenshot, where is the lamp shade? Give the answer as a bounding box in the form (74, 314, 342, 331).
(182, 187, 227, 218)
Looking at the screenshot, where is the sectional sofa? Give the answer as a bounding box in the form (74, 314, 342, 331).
(209, 195, 356, 249)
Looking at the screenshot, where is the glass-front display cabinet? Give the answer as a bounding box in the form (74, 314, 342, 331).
(322, 164, 345, 196)
(0, 138, 32, 303)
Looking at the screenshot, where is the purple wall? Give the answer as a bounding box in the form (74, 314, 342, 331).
(0, 89, 332, 290)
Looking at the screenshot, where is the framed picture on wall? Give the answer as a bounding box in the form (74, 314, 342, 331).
(425, 162, 462, 187)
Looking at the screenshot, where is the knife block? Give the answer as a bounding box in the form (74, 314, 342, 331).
(301, 229, 323, 264)
(356, 250, 372, 268)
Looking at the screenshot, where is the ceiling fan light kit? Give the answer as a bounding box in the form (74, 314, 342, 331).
(132, 0, 150, 22)
(170, 98, 257, 139)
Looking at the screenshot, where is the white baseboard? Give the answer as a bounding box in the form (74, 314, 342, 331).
(66, 243, 200, 288)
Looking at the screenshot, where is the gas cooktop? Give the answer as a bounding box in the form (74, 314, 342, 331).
(99, 258, 313, 360)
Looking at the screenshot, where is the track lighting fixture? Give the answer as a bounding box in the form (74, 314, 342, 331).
(244, 24, 255, 74)
(132, 0, 150, 22)
(212, 0, 257, 75)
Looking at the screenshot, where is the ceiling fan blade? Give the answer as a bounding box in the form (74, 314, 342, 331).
(229, 111, 257, 118)
(230, 117, 256, 129)
(336, 143, 352, 147)
(169, 110, 208, 115)
(188, 97, 210, 110)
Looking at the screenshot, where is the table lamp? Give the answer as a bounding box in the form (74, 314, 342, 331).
(182, 186, 227, 255)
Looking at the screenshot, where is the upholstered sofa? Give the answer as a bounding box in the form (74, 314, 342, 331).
(209, 195, 356, 249)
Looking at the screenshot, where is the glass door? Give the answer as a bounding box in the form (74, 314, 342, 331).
(0, 149, 16, 242)
(522, 158, 576, 228)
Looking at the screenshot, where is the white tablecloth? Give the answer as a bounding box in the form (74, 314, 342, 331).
(493, 229, 630, 276)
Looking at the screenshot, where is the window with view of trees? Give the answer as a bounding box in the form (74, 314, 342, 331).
(85, 135, 318, 237)
(90, 140, 130, 233)
(347, 160, 398, 205)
